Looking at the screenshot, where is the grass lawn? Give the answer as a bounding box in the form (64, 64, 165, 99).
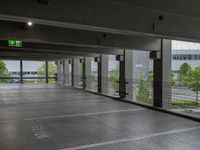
(171, 100, 199, 108)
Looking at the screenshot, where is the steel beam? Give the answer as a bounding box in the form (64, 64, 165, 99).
(153, 39, 172, 108)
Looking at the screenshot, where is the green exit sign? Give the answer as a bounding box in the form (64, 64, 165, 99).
(8, 40, 22, 47)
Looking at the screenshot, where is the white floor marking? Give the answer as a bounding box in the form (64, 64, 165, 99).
(61, 126, 200, 150)
(24, 108, 145, 121)
(31, 125, 49, 139)
(18, 99, 108, 106)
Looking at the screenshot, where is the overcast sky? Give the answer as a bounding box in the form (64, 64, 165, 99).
(172, 40, 200, 50)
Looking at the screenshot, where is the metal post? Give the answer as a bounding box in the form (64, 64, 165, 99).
(82, 58, 86, 89)
(20, 60, 23, 84)
(153, 39, 171, 108)
(96, 55, 108, 94)
(97, 57, 102, 93)
(71, 59, 74, 87)
(63, 60, 65, 84)
(117, 53, 126, 99)
(45, 61, 48, 83)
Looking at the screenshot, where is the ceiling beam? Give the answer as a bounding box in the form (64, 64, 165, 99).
(0, 0, 200, 42)
(0, 21, 161, 51)
(0, 40, 123, 55)
(0, 47, 100, 57)
(0, 52, 85, 60)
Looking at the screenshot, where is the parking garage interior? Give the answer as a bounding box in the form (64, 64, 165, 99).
(0, 0, 200, 150)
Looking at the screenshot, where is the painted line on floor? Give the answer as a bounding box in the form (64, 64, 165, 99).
(62, 126, 200, 150)
(23, 108, 146, 121)
(3, 99, 108, 106)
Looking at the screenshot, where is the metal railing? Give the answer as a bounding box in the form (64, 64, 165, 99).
(57, 74, 200, 118)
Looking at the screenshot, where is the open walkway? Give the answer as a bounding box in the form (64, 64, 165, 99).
(0, 84, 199, 150)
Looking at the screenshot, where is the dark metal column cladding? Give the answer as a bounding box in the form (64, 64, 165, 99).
(20, 60, 23, 84)
(45, 61, 49, 84)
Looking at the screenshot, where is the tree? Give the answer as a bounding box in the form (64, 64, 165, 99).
(171, 72, 177, 86)
(0, 60, 11, 83)
(109, 65, 119, 90)
(178, 63, 191, 86)
(37, 62, 57, 83)
(148, 71, 176, 86)
(136, 76, 152, 104)
(185, 66, 200, 103)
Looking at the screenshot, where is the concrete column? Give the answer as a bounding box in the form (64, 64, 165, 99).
(57, 60, 63, 83)
(20, 60, 23, 84)
(125, 50, 133, 100)
(63, 59, 70, 86)
(153, 39, 171, 108)
(97, 55, 108, 94)
(45, 61, 48, 83)
(68, 60, 73, 86)
(72, 58, 80, 87)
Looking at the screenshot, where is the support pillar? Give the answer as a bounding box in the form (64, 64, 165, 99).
(84, 57, 92, 90)
(96, 55, 108, 94)
(63, 59, 70, 85)
(45, 61, 48, 84)
(125, 50, 133, 100)
(72, 58, 80, 87)
(57, 60, 63, 83)
(153, 39, 171, 108)
(20, 60, 23, 84)
(82, 57, 91, 90)
(116, 54, 126, 98)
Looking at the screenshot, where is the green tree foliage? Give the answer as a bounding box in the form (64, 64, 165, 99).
(0, 60, 11, 83)
(109, 65, 119, 90)
(147, 71, 176, 86)
(178, 63, 191, 86)
(185, 66, 200, 103)
(37, 62, 57, 83)
(136, 76, 152, 104)
(171, 72, 177, 86)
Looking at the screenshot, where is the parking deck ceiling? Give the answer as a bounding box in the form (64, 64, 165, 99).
(0, 0, 200, 60)
(0, 0, 200, 42)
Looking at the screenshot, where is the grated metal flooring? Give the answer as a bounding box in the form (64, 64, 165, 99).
(0, 84, 199, 150)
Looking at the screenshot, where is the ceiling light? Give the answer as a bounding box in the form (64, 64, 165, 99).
(27, 21, 33, 26)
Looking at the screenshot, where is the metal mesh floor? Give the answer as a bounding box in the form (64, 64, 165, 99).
(0, 84, 199, 150)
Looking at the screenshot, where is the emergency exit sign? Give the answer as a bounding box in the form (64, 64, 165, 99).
(8, 40, 22, 47)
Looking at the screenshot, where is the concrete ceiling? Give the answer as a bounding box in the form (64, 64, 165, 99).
(0, 0, 199, 42)
(111, 0, 200, 19)
(1, 0, 199, 60)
